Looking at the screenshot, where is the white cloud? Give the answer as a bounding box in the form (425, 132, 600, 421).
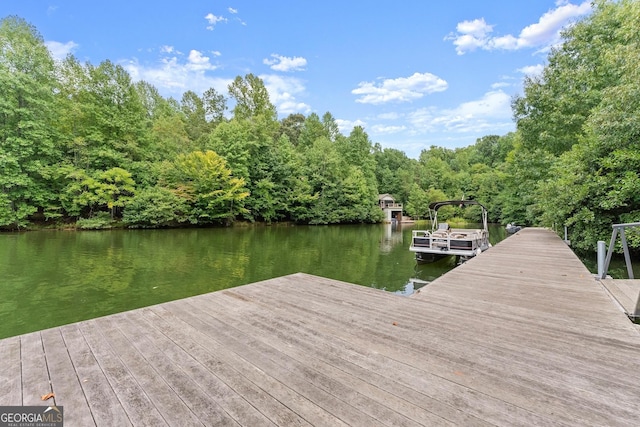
(445, 18, 493, 54)
(228, 7, 238, 14)
(447, 1, 592, 54)
(121, 49, 309, 114)
(260, 74, 311, 115)
(490, 34, 520, 50)
(377, 112, 401, 120)
(407, 90, 512, 134)
(45, 40, 78, 61)
(456, 18, 493, 38)
(205, 13, 228, 30)
(263, 54, 307, 72)
(446, 18, 494, 54)
(121, 55, 230, 97)
(336, 118, 367, 134)
(491, 81, 511, 89)
(352, 72, 448, 104)
(518, 1, 592, 48)
(371, 124, 407, 134)
(185, 50, 217, 72)
(518, 64, 545, 77)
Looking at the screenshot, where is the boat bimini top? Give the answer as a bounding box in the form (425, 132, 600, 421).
(428, 200, 488, 232)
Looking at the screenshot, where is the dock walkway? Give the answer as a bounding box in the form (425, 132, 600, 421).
(599, 278, 640, 318)
(1, 228, 639, 426)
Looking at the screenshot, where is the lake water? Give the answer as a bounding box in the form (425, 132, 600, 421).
(2, 223, 635, 339)
(0, 223, 506, 339)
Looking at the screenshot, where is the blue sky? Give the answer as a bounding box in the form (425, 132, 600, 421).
(2, 1, 592, 158)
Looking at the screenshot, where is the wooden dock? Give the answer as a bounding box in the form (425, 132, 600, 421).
(1, 228, 639, 426)
(599, 278, 640, 318)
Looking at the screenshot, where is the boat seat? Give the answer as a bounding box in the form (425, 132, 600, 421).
(451, 228, 481, 234)
(449, 232, 467, 239)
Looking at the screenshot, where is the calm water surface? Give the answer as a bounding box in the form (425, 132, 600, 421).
(1, 223, 504, 339)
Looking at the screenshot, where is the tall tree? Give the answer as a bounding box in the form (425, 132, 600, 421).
(373, 145, 415, 204)
(0, 16, 59, 227)
(56, 58, 149, 171)
(228, 73, 277, 122)
(161, 150, 249, 224)
(512, 0, 627, 156)
(202, 87, 227, 126)
(298, 113, 327, 149)
(278, 113, 305, 146)
(321, 112, 340, 141)
(416, 147, 458, 197)
(180, 90, 208, 145)
(509, 0, 640, 249)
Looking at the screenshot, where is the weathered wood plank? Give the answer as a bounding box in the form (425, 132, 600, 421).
(60, 324, 133, 426)
(159, 299, 385, 427)
(198, 288, 555, 426)
(122, 309, 276, 427)
(273, 274, 640, 378)
(616, 279, 640, 302)
(212, 279, 612, 426)
(20, 332, 51, 406)
(146, 304, 346, 427)
(40, 328, 95, 426)
(600, 279, 640, 316)
(138, 306, 313, 427)
(115, 311, 241, 427)
(78, 320, 169, 426)
(174, 296, 426, 427)
(0, 336, 22, 406)
(188, 291, 488, 427)
(97, 316, 205, 427)
(0, 227, 639, 426)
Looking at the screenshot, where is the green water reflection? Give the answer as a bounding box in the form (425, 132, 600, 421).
(0, 223, 507, 339)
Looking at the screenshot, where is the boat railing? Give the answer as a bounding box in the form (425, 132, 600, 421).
(380, 203, 403, 209)
(411, 229, 484, 252)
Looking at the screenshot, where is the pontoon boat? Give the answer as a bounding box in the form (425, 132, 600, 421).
(409, 200, 491, 263)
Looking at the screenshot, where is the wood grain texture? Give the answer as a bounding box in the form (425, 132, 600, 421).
(600, 279, 640, 316)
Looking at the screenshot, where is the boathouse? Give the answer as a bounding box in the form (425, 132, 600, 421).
(378, 193, 403, 223)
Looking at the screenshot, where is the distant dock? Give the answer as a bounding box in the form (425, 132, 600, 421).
(1, 228, 639, 426)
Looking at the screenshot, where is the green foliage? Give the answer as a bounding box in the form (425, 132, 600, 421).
(0, 16, 58, 228)
(373, 145, 416, 204)
(506, 0, 640, 251)
(405, 184, 429, 220)
(123, 186, 188, 228)
(181, 90, 209, 144)
(61, 167, 135, 218)
(278, 113, 305, 146)
(417, 147, 460, 194)
(202, 87, 227, 126)
(470, 134, 514, 167)
(76, 212, 113, 230)
(162, 150, 249, 224)
(4, 5, 640, 254)
(298, 113, 328, 148)
(228, 73, 277, 122)
(406, 186, 448, 220)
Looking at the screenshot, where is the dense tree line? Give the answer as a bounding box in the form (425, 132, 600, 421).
(0, 15, 383, 229)
(1, 0, 639, 253)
